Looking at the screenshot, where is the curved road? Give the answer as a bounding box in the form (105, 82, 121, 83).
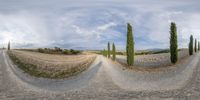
(0, 50, 200, 100)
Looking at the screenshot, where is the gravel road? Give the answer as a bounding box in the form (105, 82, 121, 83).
(0, 50, 200, 100)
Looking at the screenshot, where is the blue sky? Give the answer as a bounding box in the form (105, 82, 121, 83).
(0, 0, 200, 50)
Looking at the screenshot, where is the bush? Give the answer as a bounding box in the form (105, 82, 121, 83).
(62, 49, 70, 54)
(38, 48, 45, 53)
(70, 49, 81, 54)
(37, 48, 81, 55)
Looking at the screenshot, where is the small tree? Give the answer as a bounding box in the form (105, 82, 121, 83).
(103, 49, 107, 57)
(112, 43, 116, 61)
(195, 39, 197, 52)
(8, 41, 10, 50)
(189, 35, 193, 55)
(102, 49, 105, 56)
(170, 22, 178, 64)
(107, 42, 110, 58)
(126, 23, 134, 66)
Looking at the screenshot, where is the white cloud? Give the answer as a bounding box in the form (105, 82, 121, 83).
(0, 0, 200, 50)
(97, 22, 117, 31)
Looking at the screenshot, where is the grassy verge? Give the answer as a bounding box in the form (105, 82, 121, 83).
(7, 51, 95, 79)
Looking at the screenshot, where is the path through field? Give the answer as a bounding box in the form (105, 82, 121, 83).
(0, 50, 200, 100)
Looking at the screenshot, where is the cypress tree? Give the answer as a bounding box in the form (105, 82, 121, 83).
(112, 43, 116, 61)
(126, 23, 134, 66)
(8, 41, 10, 50)
(170, 22, 178, 64)
(198, 42, 200, 51)
(108, 42, 110, 58)
(195, 39, 197, 52)
(189, 35, 193, 55)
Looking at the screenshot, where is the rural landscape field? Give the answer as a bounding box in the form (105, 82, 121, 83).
(0, 0, 200, 100)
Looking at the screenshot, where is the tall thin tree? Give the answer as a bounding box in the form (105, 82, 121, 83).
(126, 23, 134, 66)
(189, 35, 193, 55)
(170, 22, 178, 64)
(112, 43, 116, 61)
(198, 41, 200, 51)
(195, 39, 197, 52)
(8, 41, 10, 50)
(107, 42, 110, 58)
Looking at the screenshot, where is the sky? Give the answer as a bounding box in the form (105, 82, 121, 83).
(0, 0, 200, 50)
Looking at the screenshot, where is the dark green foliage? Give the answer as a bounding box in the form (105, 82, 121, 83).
(126, 23, 134, 66)
(69, 49, 81, 54)
(170, 22, 178, 64)
(195, 39, 197, 52)
(37, 48, 81, 55)
(8, 41, 10, 50)
(107, 42, 110, 58)
(198, 41, 200, 51)
(38, 48, 45, 53)
(54, 47, 62, 52)
(62, 49, 70, 54)
(189, 35, 193, 55)
(112, 43, 116, 61)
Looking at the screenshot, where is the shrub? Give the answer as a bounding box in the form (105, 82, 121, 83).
(38, 48, 45, 53)
(37, 48, 81, 55)
(70, 49, 81, 54)
(62, 49, 70, 54)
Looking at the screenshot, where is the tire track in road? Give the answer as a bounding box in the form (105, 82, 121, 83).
(3, 50, 102, 92)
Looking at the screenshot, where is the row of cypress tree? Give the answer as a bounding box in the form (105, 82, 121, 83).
(102, 42, 116, 61)
(189, 35, 200, 55)
(102, 23, 135, 65)
(126, 22, 200, 65)
(103, 22, 199, 66)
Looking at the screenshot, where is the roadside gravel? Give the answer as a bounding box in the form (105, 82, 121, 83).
(116, 50, 189, 68)
(0, 50, 200, 100)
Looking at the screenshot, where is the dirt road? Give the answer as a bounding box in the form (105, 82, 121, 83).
(0, 50, 200, 100)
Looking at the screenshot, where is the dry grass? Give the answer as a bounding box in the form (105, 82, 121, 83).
(8, 50, 96, 79)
